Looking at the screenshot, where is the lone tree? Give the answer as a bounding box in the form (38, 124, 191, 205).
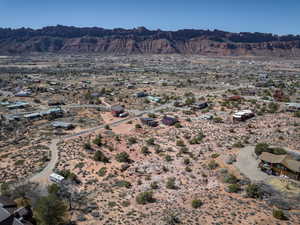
(34, 194, 68, 225)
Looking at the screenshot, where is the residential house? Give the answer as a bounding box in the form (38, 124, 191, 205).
(191, 102, 208, 110)
(140, 118, 158, 127)
(259, 152, 300, 181)
(111, 105, 125, 117)
(233, 110, 254, 121)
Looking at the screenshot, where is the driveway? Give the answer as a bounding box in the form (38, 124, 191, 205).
(234, 146, 270, 181)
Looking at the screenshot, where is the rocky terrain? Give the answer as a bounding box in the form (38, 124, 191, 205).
(1, 25, 300, 56)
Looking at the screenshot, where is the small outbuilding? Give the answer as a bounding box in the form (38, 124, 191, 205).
(111, 105, 125, 117)
(161, 116, 178, 126)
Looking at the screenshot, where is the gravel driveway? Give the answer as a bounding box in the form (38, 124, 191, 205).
(234, 146, 270, 181)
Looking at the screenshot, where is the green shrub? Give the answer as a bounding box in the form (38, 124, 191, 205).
(115, 152, 131, 163)
(98, 167, 107, 177)
(176, 139, 185, 147)
(114, 180, 132, 189)
(191, 199, 203, 208)
(166, 177, 177, 189)
(227, 184, 240, 193)
(223, 174, 238, 184)
(15, 160, 25, 166)
(135, 124, 142, 128)
(165, 155, 173, 162)
(272, 209, 287, 220)
(146, 138, 155, 145)
(246, 184, 262, 199)
(271, 147, 287, 155)
(255, 143, 270, 156)
(174, 122, 182, 128)
(93, 135, 102, 146)
(84, 143, 92, 150)
(294, 111, 300, 118)
(128, 137, 137, 145)
(136, 191, 155, 204)
(94, 150, 109, 163)
(150, 181, 159, 189)
(141, 146, 150, 155)
(211, 153, 220, 158)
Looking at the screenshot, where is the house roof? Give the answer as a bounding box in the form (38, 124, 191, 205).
(259, 152, 300, 173)
(259, 152, 286, 164)
(111, 105, 124, 112)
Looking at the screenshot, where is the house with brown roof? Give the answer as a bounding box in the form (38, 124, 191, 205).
(259, 152, 300, 181)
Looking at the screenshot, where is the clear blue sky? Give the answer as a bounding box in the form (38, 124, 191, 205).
(0, 0, 299, 35)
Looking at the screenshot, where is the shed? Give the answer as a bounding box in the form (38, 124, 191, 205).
(161, 116, 178, 126)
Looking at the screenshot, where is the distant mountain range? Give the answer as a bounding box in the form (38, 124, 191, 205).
(0, 25, 300, 56)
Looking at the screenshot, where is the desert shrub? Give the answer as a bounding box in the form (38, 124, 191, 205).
(84, 143, 92, 150)
(105, 124, 110, 130)
(223, 174, 238, 184)
(232, 141, 244, 148)
(268, 102, 279, 113)
(128, 137, 137, 145)
(176, 139, 185, 147)
(148, 113, 156, 118)
(93, 135, 102, 146)
(191, 199, 203, 208)
(166, 177, 177, 189)
(211, 153, 220, 158)
(227, 184, 241, 193)
(272, 209, 287, 220)
(114, 180, 132, 189)
(213, 117, 223, 123)
(93, 150, 109, 163)
(141, 146, 150, 155)
(294, 111, 300, 118)
(183, 158, 190, 165)
(115, 152, 131, 163)
(174, 122, 182, 128)
(150, 181, 159, 189)
(208, 160, 218, 170)
(136, 191, 155, 204)
(255, 143, 270, 156)
(146, 138, 155, 145)
(135, 124, 142, 129)
(15, 160, 25, 166)
(271, 147, 287, 155)
(98, 167, 107, 177)
(185, 166, 192, 172)
(246, 184, 262, 199)
(75, 162, 85, 169)
(165, 155, 173, 162)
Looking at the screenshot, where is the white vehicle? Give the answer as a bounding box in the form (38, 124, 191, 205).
(49, 173, 64, 184)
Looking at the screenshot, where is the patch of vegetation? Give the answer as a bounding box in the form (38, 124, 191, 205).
(246, 184, 262, 199)
(166, 177, 177, 189)
(93, 135, 103, 146)
(141, 146, 150, 155)
(227, 184, 241, 193)
(128, 137, 137, 145)
(272, 209, 287, 220)
(136, 191, 155, 204)
(97, 167, 107, 177)
(191, 199, 203, 208)
(94, 150, 109, 163)
(114, 180, 132, 189)
(115, 152, 131, 163)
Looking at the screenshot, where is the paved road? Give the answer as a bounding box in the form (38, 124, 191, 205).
(234, 146, 270, 181)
